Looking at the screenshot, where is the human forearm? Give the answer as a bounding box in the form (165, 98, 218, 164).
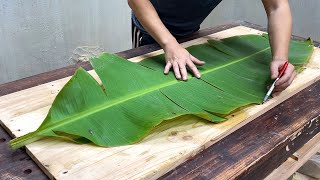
(263, 0, 292, 60)
(128, 0, 205, 80)
(128, 0, 178, 48)
(263, 0, 295, 93)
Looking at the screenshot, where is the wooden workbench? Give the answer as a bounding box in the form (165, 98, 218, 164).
(0, 21, 319, 180)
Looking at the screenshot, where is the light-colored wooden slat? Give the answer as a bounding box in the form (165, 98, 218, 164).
(265, 132, 320, 180)
(0, 26, 319, 180)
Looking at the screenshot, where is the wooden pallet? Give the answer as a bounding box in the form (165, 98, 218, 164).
(0, 26, 319, 179)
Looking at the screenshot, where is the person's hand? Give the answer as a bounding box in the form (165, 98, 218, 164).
(270, 59, 296, 95)
(163, 42, 205, 80)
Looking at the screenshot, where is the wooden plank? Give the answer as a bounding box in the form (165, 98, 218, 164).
(265, 132, 320, 180)
(0, 122, 47, 180)
(161, 82, 320, 180)
(0, 25, 319, 180)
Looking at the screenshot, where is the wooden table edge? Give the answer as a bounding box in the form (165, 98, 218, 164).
(265, 132, 320, 180)
(160, 80, 320, 180)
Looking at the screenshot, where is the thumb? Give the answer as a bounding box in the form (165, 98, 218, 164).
(270, 61, 279, 80)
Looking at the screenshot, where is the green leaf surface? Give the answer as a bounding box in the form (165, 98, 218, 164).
(10, 35, 313, 149)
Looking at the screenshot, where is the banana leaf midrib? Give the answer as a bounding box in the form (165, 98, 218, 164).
(34, 46, 270, 135)
(196, 46, 270, 74)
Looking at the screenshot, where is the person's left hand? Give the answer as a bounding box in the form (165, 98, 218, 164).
(270, 59, 296, 96)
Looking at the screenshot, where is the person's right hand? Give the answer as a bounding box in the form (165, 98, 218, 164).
(270, 59, 296, 96)
(163, 42, 205, 81)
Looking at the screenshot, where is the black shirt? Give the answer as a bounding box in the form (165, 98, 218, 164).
(132, 0, 223, 37)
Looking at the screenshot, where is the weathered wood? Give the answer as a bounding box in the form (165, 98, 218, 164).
(265, 132, 320, 180)
(161, 80, 320, 180)
(0, 124, 48, 180)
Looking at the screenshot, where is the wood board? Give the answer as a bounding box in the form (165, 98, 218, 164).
(265, 132, 320, 180)
(0, 26, 319, 179)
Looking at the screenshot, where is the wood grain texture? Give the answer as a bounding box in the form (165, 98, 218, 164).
(161, 81, 320, 180)
(265, 132, 320, 180)
(0, 125, 47, 180)
(0, 21, 320, 178)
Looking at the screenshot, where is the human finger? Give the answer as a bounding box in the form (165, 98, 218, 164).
(178, 61, 188, 81)
(164, 62, 172, 74)
(172, 61, 181, 80)
(270, 61, 280, 80)
(186, 60, 201, 78)
(276, 63, 294, 86)
(274, 71, 296, 92)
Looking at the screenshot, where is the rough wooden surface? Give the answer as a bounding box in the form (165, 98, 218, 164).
(265, 131, 320, 180)
(0, 21, 319, 180)
(0, 125, 47, 180)
(161, 79, 320, 179)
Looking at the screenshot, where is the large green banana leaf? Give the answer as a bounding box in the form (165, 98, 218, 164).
(10, 35, 313, 149)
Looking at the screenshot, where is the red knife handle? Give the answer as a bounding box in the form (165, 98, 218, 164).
(278, 61, 289, 78)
